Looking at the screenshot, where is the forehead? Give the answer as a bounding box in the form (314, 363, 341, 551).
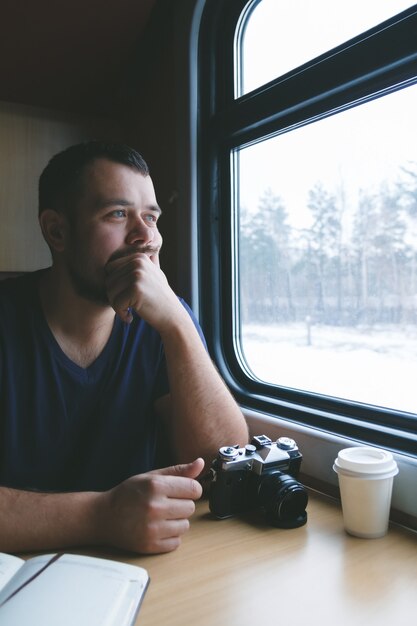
(78, 158, 157, 206)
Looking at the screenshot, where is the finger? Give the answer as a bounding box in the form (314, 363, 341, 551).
(106, 253, 157, 287)
(106, 251, 148, 273)
(110, 288, 137, 323)
(105, 258, 144, 299)
(150, 475, 203, 500)
(151, 536, 182, 554)
(149, 459, 205, 499)
(107, 295, 134, 323)
(140, 518, 190, 554)
(161, 518, 191, 538)
(153, 458, 205, 480)
(105, 256, 155, 322)
(106, 267, 137, 297)
(163, 497, 196, 520)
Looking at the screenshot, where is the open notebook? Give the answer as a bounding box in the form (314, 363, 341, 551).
(0, 552, 149, 625)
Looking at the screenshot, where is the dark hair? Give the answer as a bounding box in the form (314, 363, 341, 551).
(38, 140, 150, 216)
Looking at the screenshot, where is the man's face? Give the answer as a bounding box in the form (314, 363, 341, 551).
(63, 158, 163, 305)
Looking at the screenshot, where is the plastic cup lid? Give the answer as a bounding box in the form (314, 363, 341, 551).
(334, 446, 397, 475)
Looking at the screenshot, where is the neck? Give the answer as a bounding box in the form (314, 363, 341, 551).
(38, 266, 116, 368)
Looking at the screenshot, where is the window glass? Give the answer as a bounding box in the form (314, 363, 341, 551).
(235, 84, 417, 414)
(239, 0, 416, 96)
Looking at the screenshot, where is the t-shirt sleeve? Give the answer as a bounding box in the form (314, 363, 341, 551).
(152, 298, 208, 400)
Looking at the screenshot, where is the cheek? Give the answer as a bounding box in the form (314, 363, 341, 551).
(73, 228, 119, 265)
(87, 226, 122, 249)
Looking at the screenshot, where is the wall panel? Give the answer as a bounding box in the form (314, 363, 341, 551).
(0, 101, 121, 271)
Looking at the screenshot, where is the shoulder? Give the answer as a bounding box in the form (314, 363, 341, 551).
(0, 271, 40, 293)
(0, 271, 41, 316)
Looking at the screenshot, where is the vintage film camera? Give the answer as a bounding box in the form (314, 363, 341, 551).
(209, 435, 308, 528)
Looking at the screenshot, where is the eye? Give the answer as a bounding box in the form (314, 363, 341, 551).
(144, 213, 158, 224)
(110, 209, 126, 218)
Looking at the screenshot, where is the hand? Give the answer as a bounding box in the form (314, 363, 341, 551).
(105, 252, 184, 329)
(97, 458, 205, 554)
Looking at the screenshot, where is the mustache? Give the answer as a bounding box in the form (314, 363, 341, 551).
(108, 246, 161, 263)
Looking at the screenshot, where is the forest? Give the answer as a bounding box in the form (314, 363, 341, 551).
(239, 163, 417, 328)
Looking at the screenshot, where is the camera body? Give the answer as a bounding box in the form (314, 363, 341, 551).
(209, 435, 308, 528)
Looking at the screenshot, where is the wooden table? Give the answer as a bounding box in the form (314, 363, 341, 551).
(117, 491, 417, 626)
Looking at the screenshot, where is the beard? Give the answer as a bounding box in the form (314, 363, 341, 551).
(67, 262, 109, 306)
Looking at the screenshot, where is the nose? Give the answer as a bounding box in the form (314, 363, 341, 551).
(125, 216, 155, 247)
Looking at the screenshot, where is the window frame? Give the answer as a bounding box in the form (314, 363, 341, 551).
(197, 0, 417, 456)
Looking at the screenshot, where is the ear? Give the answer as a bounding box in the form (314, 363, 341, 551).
(38, 210, 68, 253)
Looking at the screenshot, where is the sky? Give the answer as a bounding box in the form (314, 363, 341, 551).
(238, 85, 417, 231)
(237, 1, 417, 231)
(241, 0, 416, 95)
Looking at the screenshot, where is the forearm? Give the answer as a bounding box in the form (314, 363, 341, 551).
(0, 486, 102, 553)
(105, 253, 248, 462)
(159, 310, 249, 464)
(0, 461, 204, 555)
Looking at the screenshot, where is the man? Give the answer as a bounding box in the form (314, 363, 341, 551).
(0, 141, 248, 554)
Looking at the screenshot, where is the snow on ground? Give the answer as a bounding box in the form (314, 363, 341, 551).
(240, 323, 417, 415)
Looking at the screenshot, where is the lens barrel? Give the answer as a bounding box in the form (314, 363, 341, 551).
(257, 472, 308, 528)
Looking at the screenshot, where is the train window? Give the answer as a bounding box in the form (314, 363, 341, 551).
(198, 0, 417, 454)
(236, 84, 417, 415)
(238, 0, 416, 96)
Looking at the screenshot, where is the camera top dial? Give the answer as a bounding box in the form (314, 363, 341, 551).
(277, 437, 297, 450)
(218, 445, 240, 461)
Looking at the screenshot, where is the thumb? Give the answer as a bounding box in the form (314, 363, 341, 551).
(151, 458, 205, 479)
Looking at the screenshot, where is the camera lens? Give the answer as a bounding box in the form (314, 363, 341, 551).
(257, 472, 308, 528)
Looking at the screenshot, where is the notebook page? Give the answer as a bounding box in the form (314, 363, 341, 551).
(0, 554, 149, 626)
(0, 554, 24, 593)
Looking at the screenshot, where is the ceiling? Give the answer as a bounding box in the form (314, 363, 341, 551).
(0, 0, 159, 115)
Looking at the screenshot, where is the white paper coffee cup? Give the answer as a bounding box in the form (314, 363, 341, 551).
(333, 447, 398, 538)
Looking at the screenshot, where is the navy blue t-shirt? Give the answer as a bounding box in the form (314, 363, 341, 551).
(0, 271, 205, 492)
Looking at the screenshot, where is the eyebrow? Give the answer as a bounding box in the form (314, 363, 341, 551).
(96, 199, 163, 215)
